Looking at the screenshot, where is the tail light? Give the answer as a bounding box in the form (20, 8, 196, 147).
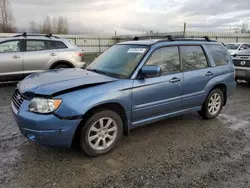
(75, 51, 84, 57)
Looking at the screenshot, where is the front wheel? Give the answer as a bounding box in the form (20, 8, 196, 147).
(80, 110, 123, 157)
(199, 89, 224, 119)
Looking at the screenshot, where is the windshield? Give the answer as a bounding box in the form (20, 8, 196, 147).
(87, 45, 149, 79)
(226, 44, 240, 50)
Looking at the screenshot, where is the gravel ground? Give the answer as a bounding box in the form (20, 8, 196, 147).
(1, 83, 250, 188)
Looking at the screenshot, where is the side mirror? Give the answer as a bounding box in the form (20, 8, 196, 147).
(141, 65, 161, 78)
(239, 48, 245, 51)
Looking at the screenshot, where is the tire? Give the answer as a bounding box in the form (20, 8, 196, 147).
(246, 79, 250, 86)
(53, 64, 71, 69)
(80, 110, 123, 157)
(199, 89, 224, 119)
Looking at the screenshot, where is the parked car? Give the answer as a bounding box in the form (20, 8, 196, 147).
(225, 43, 250, 56)
(0, 33, 85, 81)
(233, 49, 250, 83)
(11, 36, 236, 156)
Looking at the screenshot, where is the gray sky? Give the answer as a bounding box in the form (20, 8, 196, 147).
(11, 0, 250, 35)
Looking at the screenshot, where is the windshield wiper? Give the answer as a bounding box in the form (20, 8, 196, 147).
(86, 68, 109, 76)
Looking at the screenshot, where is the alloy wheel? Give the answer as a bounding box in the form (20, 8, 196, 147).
(208, 93, 221, 115)
(87, 117, 118, 151)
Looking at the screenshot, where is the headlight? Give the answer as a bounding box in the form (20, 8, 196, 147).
(29, 98, 62, 114)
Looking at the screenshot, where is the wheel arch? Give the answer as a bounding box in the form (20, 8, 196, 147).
(209, 83, 227, 106)
(50, 60, 75, 69)
(71, 102, 129, 148)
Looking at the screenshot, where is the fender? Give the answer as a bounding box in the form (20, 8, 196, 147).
(54, 79, 134, 123)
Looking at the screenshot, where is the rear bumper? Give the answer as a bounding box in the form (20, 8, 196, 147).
(235, 66, 250, 80)
(71, 61, 86, 69)
(12, 100, 81, 147)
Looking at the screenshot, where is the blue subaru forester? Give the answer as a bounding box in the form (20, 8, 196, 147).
(12, 36, 236, 156)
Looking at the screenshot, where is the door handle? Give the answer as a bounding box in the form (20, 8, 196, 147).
(169, 77, 180, 83)
(12, 55, 20, 59)
(50, 53, 57, 56)
(205, 71, 214, 76)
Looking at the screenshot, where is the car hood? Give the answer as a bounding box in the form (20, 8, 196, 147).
(235, 49, 250, 56)
(18, 68, 118, 97)
(228, 49, 238, 55)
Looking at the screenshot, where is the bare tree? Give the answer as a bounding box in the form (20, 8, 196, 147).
(40, 15, 68, 34)
(29, 20, 38, 33)
(0, 0, 16, 32)
(51, 17, 57, 33)
(41, 15, 52, 34)
(234, 18, 250, 33)
(145, 30, 159, 36)
(56, 16, 68, 34)
(241, 22, 249, 33)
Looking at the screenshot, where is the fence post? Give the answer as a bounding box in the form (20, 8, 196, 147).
(236, 37, 239, 43)
(98, 38, 101, 53)
(115, 30, 117, 44)
(183, 22, 186, 37)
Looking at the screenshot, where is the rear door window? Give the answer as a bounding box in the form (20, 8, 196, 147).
(26, 40, 47, 51)
(180, 46, 208, 71)
(206, 44, 229, 66)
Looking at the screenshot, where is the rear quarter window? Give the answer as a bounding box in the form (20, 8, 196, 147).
(206, 44, 230, 66)
(51, 41, 68, 49)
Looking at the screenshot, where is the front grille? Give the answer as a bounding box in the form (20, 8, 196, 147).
(12, 90, 25, 110)
(233, 59, 250, 67)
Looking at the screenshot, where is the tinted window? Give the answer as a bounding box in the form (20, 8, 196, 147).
(51, 41, 68, 49)
(26, 40, 47, 51)
(181, 46, 208, 71)
(0, 40, 20, 53)
(146, 46, 180, 75)
(206, 44, 229, 66)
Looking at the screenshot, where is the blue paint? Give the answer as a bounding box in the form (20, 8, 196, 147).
(12, 39, 236, 148)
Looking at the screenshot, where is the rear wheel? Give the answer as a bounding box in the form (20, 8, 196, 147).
(199, 89, 224, 119)
(80, 110, 123, 157)
(246, 79, 250, 85)
(53, 64, 71, 69)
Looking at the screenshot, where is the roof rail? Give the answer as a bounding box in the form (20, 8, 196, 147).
(45, 33, 60, 39)
(172, 36, 212, 42)
(13, 33, 59, 39)
(133, 36, 161, 41)
(132, 35, 215, 43)
(204, 36, 211, 41)
(163, 35, 175, 41)
(133, 35, 175, 41)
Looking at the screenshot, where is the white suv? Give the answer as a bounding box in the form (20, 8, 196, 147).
(0, 33, 85, 81)
(226, 43, 250, 56)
